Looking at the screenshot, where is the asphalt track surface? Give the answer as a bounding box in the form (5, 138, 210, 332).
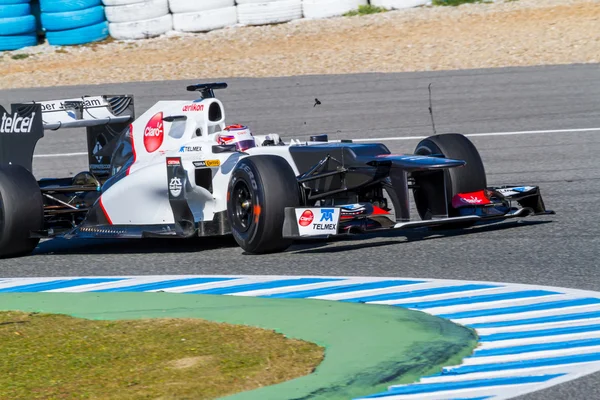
(0, 63, 599, 399)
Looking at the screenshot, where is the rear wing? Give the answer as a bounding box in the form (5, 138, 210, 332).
(3, 95, 135, 177)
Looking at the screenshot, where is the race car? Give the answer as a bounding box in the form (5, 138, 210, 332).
(0, 82, 554, 258)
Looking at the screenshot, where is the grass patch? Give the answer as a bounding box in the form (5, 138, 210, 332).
(344, 4, 388, 16)
(10, 54, 30, 60)
(0, 311, 324, 400)
(432, 0, 492, 6)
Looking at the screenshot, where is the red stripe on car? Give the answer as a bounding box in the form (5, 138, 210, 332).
(99, 197, 113, 225)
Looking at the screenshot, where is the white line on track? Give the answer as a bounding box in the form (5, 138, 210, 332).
(351, 127, 600, 143)
(34, 151, 87, 158)
(32, 127, 600, 158)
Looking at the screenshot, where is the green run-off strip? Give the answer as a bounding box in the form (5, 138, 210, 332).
(0, 292, 477, 400)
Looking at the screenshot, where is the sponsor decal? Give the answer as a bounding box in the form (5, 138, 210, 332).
(295, 208, 340, 236)
(0, 112, 36, 134)
(461, 196, 483, 204)
(40, 98, 103, 112)
(144, 112, 164, 153)
(513, 186, 535, 193)
(497, 188, 519, 196)
(91, 164, 111, 172)
(93, 141, 103, 163)
(341, 204, 365, 211)
(339, 203, 388, 219)
(452, 190, 492, 209)
(312, 208, 337, 230)
(179, 146, 202, 153)
(496, 186, 536, 197)
(241, 164, 258, 190)
(298, 210, 314, 227)
(194, 159, 221, 168)
(182, 104, 204, 112)
(320, 209, 334, 222)
(169, 177, 183, 197)
(166, 157, 181, 166)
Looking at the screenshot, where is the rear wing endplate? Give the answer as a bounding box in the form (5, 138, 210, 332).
(4, 95, 135, 177)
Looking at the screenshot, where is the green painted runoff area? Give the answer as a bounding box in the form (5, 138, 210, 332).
(0, 293, 477, 400)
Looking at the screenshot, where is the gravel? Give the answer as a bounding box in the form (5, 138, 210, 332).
(0, 0, 598, 90)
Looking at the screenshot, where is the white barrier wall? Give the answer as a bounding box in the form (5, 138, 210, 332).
(101, 0, 433, 40)
(0, 0, 432, 50)
(104, 0, 172, 40)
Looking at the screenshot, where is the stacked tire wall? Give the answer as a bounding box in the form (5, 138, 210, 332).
(170, 0, 236, 33)
(39, 0, 109, 46)
(104, 0, 172, 40)
(1, 0, 431, 50)
(0, 0, 37, 51)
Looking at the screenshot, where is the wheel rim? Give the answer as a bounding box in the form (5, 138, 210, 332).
(232, 180, 253, 232)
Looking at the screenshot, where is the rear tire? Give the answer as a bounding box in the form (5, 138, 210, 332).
(0, 164, 43, 258)
(227, 155, 301, 254)
(413, 133, 487, 223)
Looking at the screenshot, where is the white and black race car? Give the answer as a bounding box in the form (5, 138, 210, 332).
(0, 83, 554, 258)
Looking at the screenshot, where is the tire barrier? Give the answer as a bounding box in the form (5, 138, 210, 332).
(40, 0, 108, 46)
(108, 13, 171, 39)
(172, 6, 237, 33)
(104, 0, 172, 39)
(0, 0, 434, 49)
(102, 0, 139, 4)
(0, 32, 37, 50)
(237, 0, 302, 26)
(104, 0, 168, 23)
(168, 0, 234, 14)
(41, 5, 104, 30)
(0, 14, 35, 35)
(39, 0, 101, 13)
(169, 0, 236, 33)
(303, 0, 367, 19)
(45, 20, 108, 44)
(0, 3, 30, 18)
(0, 2, 37, 51)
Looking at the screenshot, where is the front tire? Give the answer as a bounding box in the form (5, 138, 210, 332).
(227, 155, 301, 254)
(0, 164, 43, 258)
(412, 133, 487, 222)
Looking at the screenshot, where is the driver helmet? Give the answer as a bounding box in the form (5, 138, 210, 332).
(217, 124, 256, 151)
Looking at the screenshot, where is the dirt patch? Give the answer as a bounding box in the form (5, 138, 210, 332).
(0, 0, 598, 89)
(168, 355, 214, 369)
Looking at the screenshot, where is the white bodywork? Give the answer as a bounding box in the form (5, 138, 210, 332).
(99, 97, 299, 225)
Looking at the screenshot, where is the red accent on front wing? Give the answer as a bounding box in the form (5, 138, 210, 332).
(371, 205, 390, 215)
(452, 190, 492, 208)
(99, 197, 113, 225)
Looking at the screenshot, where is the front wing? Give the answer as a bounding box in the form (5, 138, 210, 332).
(282, 185, 554, 239)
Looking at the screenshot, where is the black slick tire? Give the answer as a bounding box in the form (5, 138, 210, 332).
(227, 155, 301, 254)
(0, 164, 43, 258)
(413, 133, 487, 222)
